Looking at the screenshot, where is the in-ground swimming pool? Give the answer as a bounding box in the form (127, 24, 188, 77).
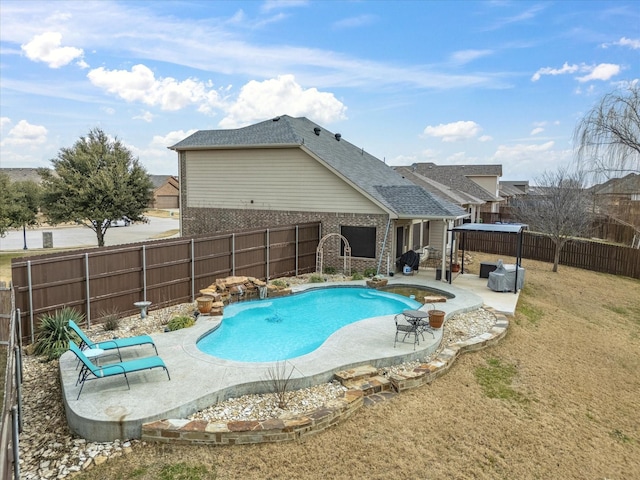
(197, 287, 422, 362)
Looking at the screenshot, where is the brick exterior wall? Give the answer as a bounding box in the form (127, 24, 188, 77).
(182, 206, 394, 274)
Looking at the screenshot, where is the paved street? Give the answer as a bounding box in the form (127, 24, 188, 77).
(0, 217, 180, 251)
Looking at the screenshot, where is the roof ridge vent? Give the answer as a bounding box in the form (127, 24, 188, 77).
(335, 133, 341, 141)
(272, 116, 280, 121)
(314, 127, 321, 135)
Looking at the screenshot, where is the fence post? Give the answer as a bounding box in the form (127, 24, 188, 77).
(27, 261, 34, 343)
(232, 234, 235, 276)
(14, 352, 22, 433)
(15, 309, 22, 381)
(295, 225, 299, 276)
(84, 253, 91, 328)
(266, 229, 270, 280)
(191, 239, 195, 303)
(142, 245, 147, 302)
(11, 406, 20, 480)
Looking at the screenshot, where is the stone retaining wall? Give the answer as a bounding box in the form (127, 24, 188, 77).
(142, 309, 509, 446)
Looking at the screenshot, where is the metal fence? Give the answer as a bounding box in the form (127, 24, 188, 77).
(1, 288, 22, 480)
(460, 230, 640, 279)
(11, 223, 321, 343)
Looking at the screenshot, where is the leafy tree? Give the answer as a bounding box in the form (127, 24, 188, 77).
(574, 83, 640, 182)
(9, 180, 42, 249)
(0, 174, 42, 247)
(0, 173, 11, 237)
(39, 128, 154, 247)
(511, 167, 593, 272)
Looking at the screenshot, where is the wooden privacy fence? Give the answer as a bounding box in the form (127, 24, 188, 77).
(460, 230, 640, 279)
(11, 223, 320, 343)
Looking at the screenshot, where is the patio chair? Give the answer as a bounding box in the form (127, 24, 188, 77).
(67, 320, 158, 360)
(394, 313, 421, 350)
(69, 341, 170, 399)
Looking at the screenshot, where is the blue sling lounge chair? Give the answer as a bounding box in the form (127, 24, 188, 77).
(69, 341, 170, 399)
(68, 320, 158, 360)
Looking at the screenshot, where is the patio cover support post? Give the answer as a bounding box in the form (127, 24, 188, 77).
(441, 220, 447, 283)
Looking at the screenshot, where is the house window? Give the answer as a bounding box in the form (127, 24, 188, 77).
(340, 226, 376, 258)
(412, 223, 421, 250)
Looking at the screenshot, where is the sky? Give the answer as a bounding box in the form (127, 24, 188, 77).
(1, 1, 639, 183)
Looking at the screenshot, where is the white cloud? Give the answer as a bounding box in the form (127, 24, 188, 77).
(87, 64, 224, 112)
(531, 62, 579, 81)
(493, 141, 555, 159)
(0, 120, 48, 146)
(530, 127, 544, 135)
(423, 121, 483, 142)
(261, 0, 308, 13)
(21, 32, 84, 68)
(0, 117, 11, 131)
(576, 63, 621, 82)
(134, 111, 155, 123)
(219, 74, 347, 128)
(602, 37, 640, 50)
(151, 129, 198, 148)
(449, 49, 493, 65)
(532, 62, 621, 83)
(492, 141, 573, 181)
(478, 135, 493, 142)
(332, 15, 376, 29)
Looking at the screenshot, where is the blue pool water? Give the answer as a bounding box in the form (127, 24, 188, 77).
(197, 287, 422, 362)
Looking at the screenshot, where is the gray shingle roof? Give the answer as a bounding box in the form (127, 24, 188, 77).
(171, 116, 468, 219)
(408, 163, 503, 202)
(394, 166, 484, 206)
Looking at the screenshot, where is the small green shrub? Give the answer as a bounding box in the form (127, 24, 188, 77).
(100, 308, 121, 331)
(33, 307, 84, 361)
(309, 274, 324, 283)
(167, 315, 195, 331)
(351, 271, 364, 280)
(363, 267, 377, 278)
(323, 266, 337, 275)
(271, 279, 288, 288)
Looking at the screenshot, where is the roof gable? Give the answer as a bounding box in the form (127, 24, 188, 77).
(171, 116, 468, 219)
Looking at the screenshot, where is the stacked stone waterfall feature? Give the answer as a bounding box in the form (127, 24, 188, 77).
(197, 276, 292, 315)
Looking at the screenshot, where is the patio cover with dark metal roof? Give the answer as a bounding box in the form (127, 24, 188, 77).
(447, 223, 528, 293)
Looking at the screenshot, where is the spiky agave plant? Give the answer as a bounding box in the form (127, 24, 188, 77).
(33, 307, 84, 361)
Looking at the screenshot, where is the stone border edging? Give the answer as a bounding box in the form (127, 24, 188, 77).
(141, 308, 509, 446)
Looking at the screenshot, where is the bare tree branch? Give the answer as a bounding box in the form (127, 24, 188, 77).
(574, 83, 640, 183)
(512, 167, 594, 272)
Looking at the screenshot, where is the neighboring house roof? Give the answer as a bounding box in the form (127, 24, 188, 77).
(170, 115, 468, 220)
(499, 182, 528, 198)
(589, 173, 640, 195)
(500, 180, 529, 195)
(407, 162, 503, 203)
(394, 166, 484, 206)
(149, 175, 179, 190)
(0, 168, 44, 183)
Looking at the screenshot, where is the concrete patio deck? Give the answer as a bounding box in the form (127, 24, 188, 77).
(60, 270, 520, 441)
